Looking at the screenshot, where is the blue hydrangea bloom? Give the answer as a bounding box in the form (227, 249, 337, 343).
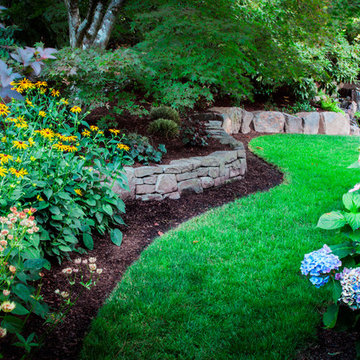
(301, 244, 341, 288)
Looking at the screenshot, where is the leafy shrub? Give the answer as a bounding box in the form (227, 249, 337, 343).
(180, 118, 210, 147)
(320, 98, 345, 114)
(123, 133, 166, 165)
(0, 79, 129, 261)
(284, 101, 317, 114)
(148, 119, 179, 139)
(0, 207, 50, 356)
(150, 106, 181, 125)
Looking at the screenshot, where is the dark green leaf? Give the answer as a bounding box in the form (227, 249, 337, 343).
(323, 304, 339, 328)
(110, 228, 123, 246)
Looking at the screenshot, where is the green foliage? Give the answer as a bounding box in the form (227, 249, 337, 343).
(320, 98, 345, 114)
(123, 133, 166, 165)
(148, 118, 179, 139)
(180, 118, 210, 147)
(284, 101, 317, 114)
(150, 106, 180, 125)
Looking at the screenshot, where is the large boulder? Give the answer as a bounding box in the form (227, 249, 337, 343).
(284, 114, 303, 134)
(253, 111, 285, 133)
(155, 174, 178, 194)
(241, 111, 254, 134)
(321, 112, 350, 135)
(209, 107, 243, 134)
(296, 112, 320, 134)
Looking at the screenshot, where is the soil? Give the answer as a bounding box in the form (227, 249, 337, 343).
(2, 133, 356, 360)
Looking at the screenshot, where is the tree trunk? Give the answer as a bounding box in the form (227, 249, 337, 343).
(64, 0, 125, 49)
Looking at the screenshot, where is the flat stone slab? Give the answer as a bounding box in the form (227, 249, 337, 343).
(296, 112, 320, 134)
(321, 112, 350, 135)
(284, 114, 303, 134)
(253, 111, 285, 133)
(155, 174, 177, 194)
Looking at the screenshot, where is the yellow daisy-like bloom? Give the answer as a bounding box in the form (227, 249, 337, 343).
(74, 189, 83, 196)
(39, 128, 55, 140)
(70, 106, 81, 113)
(13, 141, 28, 150)
(6, 117, 17, 124)
(53, 142, 68, 151)
(28, 138, 35, 147)
(51, 89, 60, 97)
(39, 111, 46, 118)
(82, 130, 91, 137)
(109, 129, 120, 135)
(90, 125, 99, 131)
(60, 98, 69, 105)
(37, 195, 44, 201)
(25, 99, 33, 107)
(15, 122, 28, 129)
(0, 104, 9, 116)
(35, 81, 47, 88)
(98, 130, 104, 135)
(18, 78, 34, 90)
(0, 154, 13, 164)
(0, 167, 7, 177)
(9, 168, 28, 178)
(1, 137, 6, 143)
(30, 156, 36, 162)
(39, 88, 46, 94)
(117, 143, 130, 151)
(65, 145, 77, 152)
(56, 134, 77, 142)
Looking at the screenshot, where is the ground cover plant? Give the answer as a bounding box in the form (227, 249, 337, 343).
(81, 134, 360, 359)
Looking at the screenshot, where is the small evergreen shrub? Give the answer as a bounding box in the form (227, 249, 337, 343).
(148, 118, 179, 139)
(150, 106, 181, 124)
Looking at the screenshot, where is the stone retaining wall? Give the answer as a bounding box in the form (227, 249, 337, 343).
(209, 107, 360, 136)
(114, 144, 246, 201)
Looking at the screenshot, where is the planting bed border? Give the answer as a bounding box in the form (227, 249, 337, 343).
(113, 113, 247, 201)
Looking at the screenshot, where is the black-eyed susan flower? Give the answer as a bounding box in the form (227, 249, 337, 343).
(56, 134, 77, 142)
(117, 143, 130, 151)
(74, 189, 83, 196)
(60, 98, 69, 105)
(109, 129, 120, 135)
(39, 111, 46, 118)
(70, 106, 81, 113)
(35, 81, 47, 88)
(28, 138, 35, 147)
(12, 141, 28, 150)
(0, 104, 9, 116)
(0, 154, 13, 164)
(65, 145, 77, 152)
(53, 142, 67, 151)
(82, 130, 91, 137)
(51, 89, 60, 97)
(1, 137, 6, 143)
(25, 99, 33, 107)
(9, 168, 28, 178)
(40, 128, 55, 140)
(90, 125, 99, 131)
(0, 167, 7, 177)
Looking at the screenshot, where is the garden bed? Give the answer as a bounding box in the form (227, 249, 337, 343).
(2, 133, 282, 360)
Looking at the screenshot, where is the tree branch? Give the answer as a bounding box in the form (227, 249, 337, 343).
(64, 0, 81, 48)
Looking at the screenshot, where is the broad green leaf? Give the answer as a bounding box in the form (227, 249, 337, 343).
(2, 316, 23, 333)
(343, 193, 360, 212)
(44, 189, 53, 199)
(59, 245, 72, 252)
(329, 241, 354, 258)
(49, 206, 60, 215)
(13, 283, 32, 302)
(103, 204, 113, 216)
(344, 212, 360, 231)
(114, 214, 126, 226)
(111, 229, 123, 246)
(332, 281, 342, 303)
(317, 211, 347, 230)
(323, 304, 339, 328)
(83, 232, 94, 250)
(12, 303, 29, 316)
(95, 212, 103, 224)
(24, 258, 49, 270)
(58, 191, 72, 200)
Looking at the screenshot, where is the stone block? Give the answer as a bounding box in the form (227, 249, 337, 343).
(196, 167, 208, 177)
(136, 194, 163, 201)
(176, 171, 198, 181)
(134, 166, 163, 178)
(296, 112, 320, 134)
(136, 184, 155, 195)
(211, 150, 238, 164)
(155, 174, 178, 194)
(163, 191, 181, 200)
(208, 167, 220, 178)
(351, 125, 360, 136)
(178, 179, 203, 194)
(135, 178, 144, 185)
(239, 159, 247, 175)
(321, 112, 350, 135)
(200, 177, 214, 189)
(241, 111, 254, 134)
(284, 114, 303, 134)
(253, 111, 285, 133)
(143, 176, 157, 185)
(210, 107, 244, 134)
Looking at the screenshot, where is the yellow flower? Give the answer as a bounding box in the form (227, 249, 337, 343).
(1, 137, 6, 143)
(37, 195, 44, 201)
(74, 189, 83, 196)
(0, 167, 7, 177)
(12, 141, 28, 150)
(53, 142, 68, 151)
(65, 145, 78, 152)
(0, 104, 9, 116)
(90, 125, 99, 131)
(56, 134, 77, 142)
(51, 89, 60, 97)
(117, 143, 130, 151)
(109, 129, 120, 135)
(35, 81, 47, 88)
(6, 117, 17, 123)
(28, 138, 35, 147)
(9, 168, 28, 178)
(82, 130, 91, 137)
(60, 98, 69, 105)
(98, 130, 104, 135)
(70, 106, 81, 113)
(0, 154, 13, 164)
(30, 156, 36, 162)
(15, 157, 22, 163)
(25, 99, 33, 107)
(15, 121, 28, 129)
(39, 128, 55, 140)
(39, 111, 46, 118)
(18, 78, 34, 90)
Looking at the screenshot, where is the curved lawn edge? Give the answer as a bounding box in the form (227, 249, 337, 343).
(81, 134, 360, 360)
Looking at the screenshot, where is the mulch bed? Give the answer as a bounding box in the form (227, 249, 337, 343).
(3, 133, 356, 360)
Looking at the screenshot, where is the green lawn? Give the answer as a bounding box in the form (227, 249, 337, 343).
(81, 134, 360, 360)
